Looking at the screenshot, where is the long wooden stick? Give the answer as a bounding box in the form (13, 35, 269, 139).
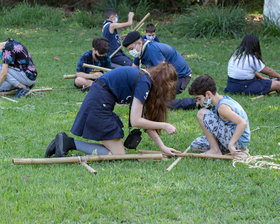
(1, 96, 18, 103)
(80, 162, 97, 175)
(139, 150, 234, 160)
(83, 64, 112, 72)
(166, 146, 191, 172)
(0, 88, 52, 96)
(109, 13, 151, 59)
(250, 91, 277, 101)
(133, 13, 150, 31)
(63, 74, 77, 79)
(12, 154, 163, 165)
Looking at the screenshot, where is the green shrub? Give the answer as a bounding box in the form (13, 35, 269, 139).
(261, 16, 280, 38)
(69, 10, 103, 28)
(95, 0, 151, 21)
(1, 2, 65, 27)
(172, 5, 247, 38)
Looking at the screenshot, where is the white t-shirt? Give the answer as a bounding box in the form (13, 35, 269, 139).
(227, 54, 265, 80)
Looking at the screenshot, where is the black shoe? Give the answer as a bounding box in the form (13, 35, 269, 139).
(45, 139, 56, 158)
(55, 132, 76, 157)
(13, 85, 31, 98)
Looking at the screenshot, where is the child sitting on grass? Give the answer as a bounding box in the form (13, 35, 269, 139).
(142, 23, 160, 42)
(189, 75, 250, 159)
(74, 37, 112, 90)
(224, 34, 280, 95)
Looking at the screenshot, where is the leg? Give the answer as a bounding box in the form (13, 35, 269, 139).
(111, 52, 133, 66)
(270, 80, 280, 92)
(197, 108, 222, 155)
(168, 98, 197, 110)
(74, 77, 93, 88)
(74, 139, 110, 155)
(102, 138, 126, 155)
(191, 136, 210, 152)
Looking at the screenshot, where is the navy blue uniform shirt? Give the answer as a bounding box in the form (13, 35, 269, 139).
(134, 41, 192, 78)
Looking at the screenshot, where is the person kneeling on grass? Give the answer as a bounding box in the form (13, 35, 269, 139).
(0, 38, 37, 98)
(45, 62, 180, 157)
(74, 37, 112, 91)
(189, 75, 250, 159)
(224, 34, 280, 95)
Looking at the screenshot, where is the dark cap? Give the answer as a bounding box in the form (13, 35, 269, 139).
(123, 31, 141, 47)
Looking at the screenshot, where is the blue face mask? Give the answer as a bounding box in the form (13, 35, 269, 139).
(0, 51, 2, 59)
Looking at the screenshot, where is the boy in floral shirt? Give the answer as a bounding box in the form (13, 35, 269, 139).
(0, 38, 37, 97)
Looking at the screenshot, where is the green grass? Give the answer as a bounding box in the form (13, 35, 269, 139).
(0, 25, 280, 223)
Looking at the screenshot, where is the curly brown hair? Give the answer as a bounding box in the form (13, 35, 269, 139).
(145, 61, 177, 134)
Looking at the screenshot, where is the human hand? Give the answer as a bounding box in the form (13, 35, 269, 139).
(228, 144, 247, 159)
(128, 12, 134, 20)
(161, 146, 181, 156)
(164, 123, 177, 135)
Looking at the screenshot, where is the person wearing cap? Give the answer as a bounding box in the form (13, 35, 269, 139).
(102, 8, 134, 67)
(123, 31, 197, 110)
(0, 38, 37, 98)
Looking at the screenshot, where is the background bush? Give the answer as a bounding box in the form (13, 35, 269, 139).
(171, 5, 247, 38)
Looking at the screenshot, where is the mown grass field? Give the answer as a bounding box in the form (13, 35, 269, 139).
(0, 24, 280, 223)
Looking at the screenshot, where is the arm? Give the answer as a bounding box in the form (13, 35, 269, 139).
(218, 104, 247, 154)
(146, 129, 180, 155)
(130, 98, 180, 155)
(109, 12, 134, 34)
(130, 97, 177, 134)
(254, 72, 270, 80)
(76, 72, 102, 79)
(260, 66, 280, 80)
(0, 64, 8, 87)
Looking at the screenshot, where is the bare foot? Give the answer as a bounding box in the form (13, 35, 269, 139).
(202, 149, 222, 155)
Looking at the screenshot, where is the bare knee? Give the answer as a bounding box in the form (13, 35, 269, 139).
(270, 80, 280, 91)
(75, 77, 86, 88)
(102, 138, 125, 155)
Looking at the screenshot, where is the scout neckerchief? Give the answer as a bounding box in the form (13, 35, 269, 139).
(102, 20, 112, 33)
(139, 40, 151, 68)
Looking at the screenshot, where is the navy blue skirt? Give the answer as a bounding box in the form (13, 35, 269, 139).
(71, 81, 124, 141)
(224, 77, 272, 95)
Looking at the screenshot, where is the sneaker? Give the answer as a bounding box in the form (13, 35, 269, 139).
(45, 139, 56, 158)
(55, 132, 76, 157)
(13, 86, 31, 98)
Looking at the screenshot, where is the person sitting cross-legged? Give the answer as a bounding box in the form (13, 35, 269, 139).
(74, 37, 112, 91)
(0, 38, 37, 98)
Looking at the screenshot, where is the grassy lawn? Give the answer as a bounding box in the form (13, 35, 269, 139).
(0, 25, 280, 223)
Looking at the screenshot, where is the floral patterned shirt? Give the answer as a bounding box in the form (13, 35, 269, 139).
(2, 38, 37, 80)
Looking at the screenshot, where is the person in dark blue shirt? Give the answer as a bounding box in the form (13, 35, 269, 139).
(142, 23, 160, 42)
(45, 62, 181, 157)
(123, 31, 197, 110)
(102, 8, 134, 66)
(75, 37, 112, 90)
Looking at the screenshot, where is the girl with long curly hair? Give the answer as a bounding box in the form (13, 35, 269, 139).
(45, 62, 180, 157)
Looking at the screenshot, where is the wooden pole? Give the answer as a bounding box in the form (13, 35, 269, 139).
(133, 13, 150, 31)
(109, 13, 151, 59)
(83, 64, 112, 72)
(1, 96, 18, 103)
(0, 88, 52, 96)
(166, 146, 191, 172)
(12, 154, 163, 165)
(80, 162, 98, 175)
(250, 91, 277, 101)
(63, 74, 77, 79)
(139, 150, 234, 160)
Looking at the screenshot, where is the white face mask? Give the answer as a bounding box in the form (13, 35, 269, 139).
(202, 97, 212, 109)
(146, 35, 155, 40)
(113, 16, 118, 23)
(129, 48, 141, 58)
